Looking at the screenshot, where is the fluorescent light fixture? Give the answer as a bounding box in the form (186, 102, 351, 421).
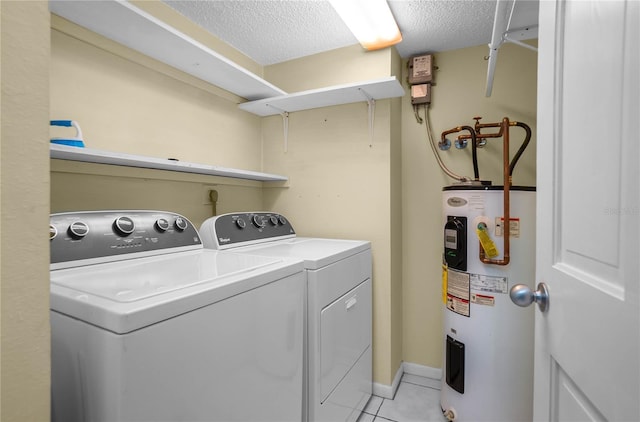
(329, 0, 402, 51)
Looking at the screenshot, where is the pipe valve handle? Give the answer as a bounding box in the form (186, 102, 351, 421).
(439, 138, 451, 150)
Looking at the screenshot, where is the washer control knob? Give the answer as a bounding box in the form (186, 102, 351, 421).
(252, 215, 266, 228)
(68, 221, 89, 239)
(269, 216, 279, 226)
(114, 216, 135, 236)
(156, 218, 170, 232)
(278, 215, 287, 225)
(50, 224, 58, 240)
(174, 216, 188, 231)
(235, 217, 247, 229)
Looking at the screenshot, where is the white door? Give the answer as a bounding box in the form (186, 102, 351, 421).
(534, 1, 639, 421)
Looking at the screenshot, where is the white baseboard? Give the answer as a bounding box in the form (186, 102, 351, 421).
(372, 362, 442, 399)
(372, 364, 403, 399)
(402, 362, 442, 380)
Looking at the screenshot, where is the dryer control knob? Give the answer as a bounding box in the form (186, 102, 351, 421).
(175, 217, 188, 231)
(235, 217, 247, 229)
(278, 215, 287, 225)
(114, 216, 135, 236)
(50, 224, 58, 240)
(252, 215, 266, 228)
(68, 221, 89, 239)
(155, 218, 170, 232)
(269, 216, 279, 226)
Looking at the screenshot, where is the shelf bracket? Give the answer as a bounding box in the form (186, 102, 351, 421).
(359, 88, 375, 147)
(266, 103, 290, 152)
(485, 0, 538, 97)
(503, 30, 538, 52)
(281, 112, 289, 153)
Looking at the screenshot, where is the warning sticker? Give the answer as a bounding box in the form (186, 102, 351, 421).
(446, 269, 470, 317)
(471, 293, 495, 306)
(470, 273, 508, 294)
(447, 269, 470, 300)
(495, 217, 521, 237)
(447, 295, 470, 316)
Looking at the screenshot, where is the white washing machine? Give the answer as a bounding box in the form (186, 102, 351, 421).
(200, 212, 372, 422)
(50, 210, 305, 422)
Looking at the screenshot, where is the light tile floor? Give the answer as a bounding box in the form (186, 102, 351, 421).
(358, 374, 447, 422)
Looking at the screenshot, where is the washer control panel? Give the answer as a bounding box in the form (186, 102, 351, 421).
(201, 212, 295, 249)
(50, 210, 202, 267)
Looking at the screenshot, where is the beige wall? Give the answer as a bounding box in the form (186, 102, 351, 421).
(50, 17, 269, 226)
(1, 1, 51, 421)
(263, 45, 404, 386)
(50, 161, 264, 227)
(264, 44, 395, 92)
(400, 43, 538, 369)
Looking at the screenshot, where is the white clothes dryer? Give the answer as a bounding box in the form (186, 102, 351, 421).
(50, 210, 305, 422)
(200, 212, 372, 422)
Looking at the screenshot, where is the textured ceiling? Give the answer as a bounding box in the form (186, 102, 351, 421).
(163, 0, 539, 66)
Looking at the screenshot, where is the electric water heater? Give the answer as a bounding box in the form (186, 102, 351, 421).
(441, 185, 535, 421)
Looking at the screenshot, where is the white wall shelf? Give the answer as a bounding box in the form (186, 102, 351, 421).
(49, 0, 285, 101)
(50, 144, 288, 182)
(49, 1, 404, 167)
(238, 77, 405, 116)
(49, 1, 405, 117)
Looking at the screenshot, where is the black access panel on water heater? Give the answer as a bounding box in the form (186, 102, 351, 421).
(444, 216, 467, 271)
(446, 335, 465, 394)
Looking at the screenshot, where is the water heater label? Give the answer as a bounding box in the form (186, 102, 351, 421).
(471, 293, 495, 306)
(470, 273, 508, 294)
(446, 269, 470, 317)
(495, 217, 520, 237)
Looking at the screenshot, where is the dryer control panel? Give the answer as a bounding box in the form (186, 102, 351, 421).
(50, 210, 202, 268)
(200, 212, 295, 250)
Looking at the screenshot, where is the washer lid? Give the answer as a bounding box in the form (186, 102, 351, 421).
(50, 249, 304, 333)
(237, 237, 371, 270)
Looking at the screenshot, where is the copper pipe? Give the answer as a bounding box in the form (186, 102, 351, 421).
(479, 117, 511, 266)
(458, 116, 529, 143)
(441, 126, 465, 141)
(458, 117, 505, 143)
(458, 119, 531, 176)
(444, 119, 504, 143)
(474, 116, 504, 133)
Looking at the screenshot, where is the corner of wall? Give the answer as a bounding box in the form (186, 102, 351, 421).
(389, 46, 404, 384)
(1, 2, 51, 420)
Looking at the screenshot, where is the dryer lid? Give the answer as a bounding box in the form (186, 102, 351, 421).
(236, 237, 371, 269)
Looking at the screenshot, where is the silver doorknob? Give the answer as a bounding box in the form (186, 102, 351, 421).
(510, 282, 549, 313)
